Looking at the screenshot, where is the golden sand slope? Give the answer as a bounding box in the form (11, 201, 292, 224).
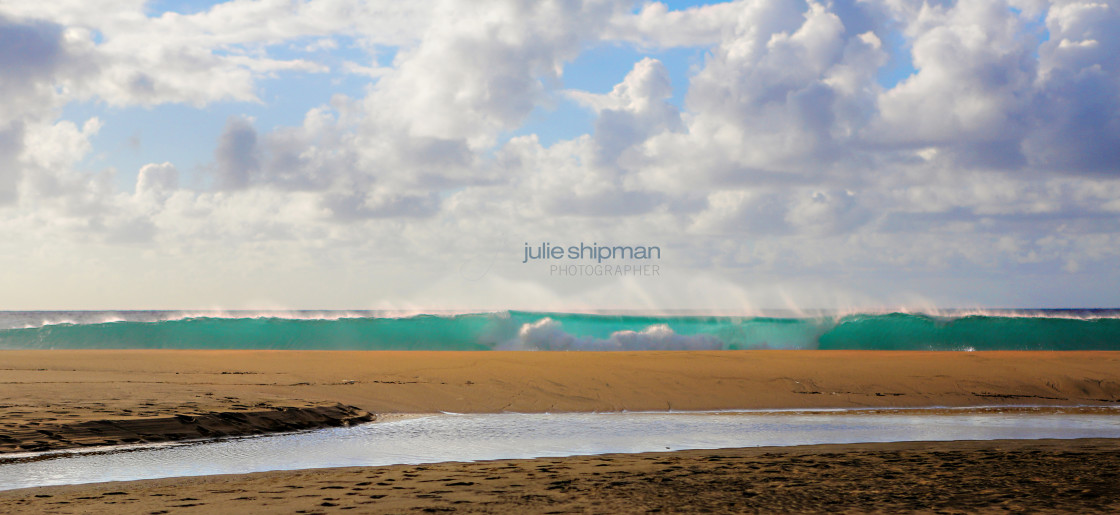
(3, 438, 1119, 514)
(2, 350, 1119, 452)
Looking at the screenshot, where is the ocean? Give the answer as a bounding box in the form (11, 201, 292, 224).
(1, 309, 1118, 351)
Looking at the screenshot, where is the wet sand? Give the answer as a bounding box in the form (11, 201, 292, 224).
(2, 350, 1119, 453)
(2, 438, 1118, 513)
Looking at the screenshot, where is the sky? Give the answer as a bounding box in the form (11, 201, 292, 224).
(0, 0, 1118, 311)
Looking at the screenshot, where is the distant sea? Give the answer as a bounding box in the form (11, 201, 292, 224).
(1, 309, 1118, 351)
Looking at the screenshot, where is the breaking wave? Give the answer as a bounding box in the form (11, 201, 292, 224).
(1, 310, 1118, 351)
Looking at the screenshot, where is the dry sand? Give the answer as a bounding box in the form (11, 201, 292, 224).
(2, 350, 1120, 452)
(2, 350, 1120, 513)
(2, 438, 1119, 513)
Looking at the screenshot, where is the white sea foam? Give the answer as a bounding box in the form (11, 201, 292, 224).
(504, 317, 724, 350)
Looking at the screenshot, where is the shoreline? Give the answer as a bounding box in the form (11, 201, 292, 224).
(3, 350, 1119, 512)
(3, 438, 1119, 513)
(2, 349, 1119, 454)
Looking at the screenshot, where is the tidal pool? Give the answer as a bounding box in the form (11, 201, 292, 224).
(2, 409, 1119, 491)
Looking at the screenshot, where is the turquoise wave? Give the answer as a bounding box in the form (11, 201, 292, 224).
(0, 311, 1118, 351)
(816, 312, 1120, 351)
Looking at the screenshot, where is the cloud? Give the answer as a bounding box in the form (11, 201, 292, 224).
(866, 1, 1037, 169)
(0, 15, 67, 82)
(1026, 0, 1120, 174)
(569, 57, 685, 165)
(615, 2, 887, 203)
(688, 189, 792, 235)
(606, 0, 776, 48)
(214, 116, 260, 190)
(2, 0, 408, 108)
(134, 162, 179, 200)
(785, 189, 871, 234)
(0, 122, 24, 205)
(0, 14, 93, 135)
(323, 188, 440, 220)
(356, 0, 626, 147)
(862, 0, 1120, 175)
(1, 0, 1120, 309)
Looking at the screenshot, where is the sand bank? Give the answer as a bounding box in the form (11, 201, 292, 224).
(2, 438, 1118, 513)
(2, 350, 1119, 453)
(0, 404, 372, 453)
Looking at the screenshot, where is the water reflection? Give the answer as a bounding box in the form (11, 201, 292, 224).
(1, 411, 1118, 491)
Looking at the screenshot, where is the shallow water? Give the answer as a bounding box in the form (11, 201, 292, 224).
(1, 410, 1119, 491)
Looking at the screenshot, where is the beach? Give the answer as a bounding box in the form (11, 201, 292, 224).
(2, 350, 1119, 512)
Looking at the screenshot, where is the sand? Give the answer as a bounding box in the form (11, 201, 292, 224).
(2, 438, 1119, 513)
(2, 350, 1120, 512)
(2, 350, 1119, 452)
